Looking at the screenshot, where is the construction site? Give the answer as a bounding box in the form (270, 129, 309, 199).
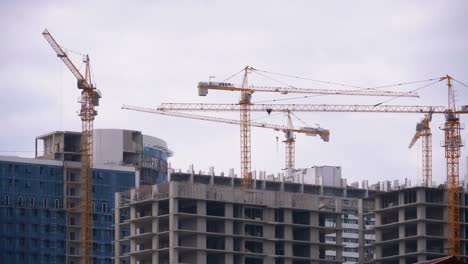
(2, 2, 468, 264)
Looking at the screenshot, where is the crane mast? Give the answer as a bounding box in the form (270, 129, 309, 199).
(284, 111, 295, 170)
(79, 64, 96, 264)
(408, 113, 432, 187)
(441, 75, 463, 257)
(43, 29, 100, 264)
(240, 67, 252, 188)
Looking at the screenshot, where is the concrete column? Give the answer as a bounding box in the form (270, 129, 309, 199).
(417, 204, 426, 260)
(335, 200, 343, 263)
(310, 212, 319, 260)
(225, 254, 233, 264)
(398, 207, 406, 257)
(398, 191, 405, 207)
(225, 204, 234, 264)
(169, 197, 178, 264)
(284, 208, 293, 259)
(357, 199, 365, 263)
(114, 193, 121, 262)
(399, 239, 405, 259)
(417, 189, 426, 203)
(417, 238, 427, 262)
(197, 200, 206, 263)
(399, 256, 406, 264)
(152, 201, 159, 262)
(374, 244, 383, 261)
(225, 203, 233, 256)
(263, 208, 275, 258)
(129, 202, 136, 264)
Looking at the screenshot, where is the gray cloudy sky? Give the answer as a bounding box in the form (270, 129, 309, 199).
(2, 0, 468, 186)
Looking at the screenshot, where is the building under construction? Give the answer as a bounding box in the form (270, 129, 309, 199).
(115, 168, 468, 264)
(114, 167, 378, 264)
(373, 187, 468, 264)
(0, 129, 171, 264)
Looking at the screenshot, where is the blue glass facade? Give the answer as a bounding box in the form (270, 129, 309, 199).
(0, 159, 135, 264)
(91, 169, 134, 263)
(0, 161, 65, 264)
(141, 146, 168, 184)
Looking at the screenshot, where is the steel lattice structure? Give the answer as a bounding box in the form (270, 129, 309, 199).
(43, 30, 100, 264)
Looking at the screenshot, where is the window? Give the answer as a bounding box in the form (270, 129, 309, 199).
(343, 218, 358, 224)
(102, 202, 107, 213)
(70, 232, 76, 241)
(275, 208, 284, 222)
(344, 228, 358, 234)
(92, 202, 95, 212)
(43, 199, 48, 208)
(30, 197, 35, 207)
(4, 195, 9, 205)
(344, 247, 359, 252)
(343, 238, 359, 243)
(18, 196, 23, 206)
(55, 199, 60, 209)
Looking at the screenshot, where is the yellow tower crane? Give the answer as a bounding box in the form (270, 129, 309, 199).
(43, 29, 101, 264)
(408, 112, 433, 187)
(121, 105, 329, 173)
(197, 66, 419, 188)
(156, 92, 467, 257)
(440, 75, 463, 257)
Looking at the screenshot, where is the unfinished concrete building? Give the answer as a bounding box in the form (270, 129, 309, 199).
(114, 171, 378, 264)
(373, 187, 468, 264)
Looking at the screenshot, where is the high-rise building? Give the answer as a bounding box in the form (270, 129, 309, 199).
(0, 129, 171, 264)
(114, 171, 379, 264)
(373, 187, 468, 263)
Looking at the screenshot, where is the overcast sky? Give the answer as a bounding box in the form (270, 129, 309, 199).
(2, 0, 468, 186)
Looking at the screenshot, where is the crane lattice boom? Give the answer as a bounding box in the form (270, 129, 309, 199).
(408, 113, 432, 187)
(122, 105, 329, 140)
(122, 106, 329, 173)
(198, 82, 419, 97)
(42, 29, 90, 88)
(156, 103, 448, 113)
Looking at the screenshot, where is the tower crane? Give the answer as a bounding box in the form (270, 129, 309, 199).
(198, 66, 419, 188)
(155, 82, 467, 256)
(440, 75, 463, 257)
(121, 105, 329, 172)
(43, 29, 101, 264)
(408, 113, 432, 187)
